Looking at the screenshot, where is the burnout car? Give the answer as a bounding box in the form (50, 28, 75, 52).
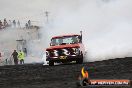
(46, 31, 85, 66)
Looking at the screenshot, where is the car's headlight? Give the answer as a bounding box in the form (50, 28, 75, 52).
(62, 49, 70, 55)
(46, 51, 49, 57)
(72, 48, 80, 55)
(53, 50, 59, 56)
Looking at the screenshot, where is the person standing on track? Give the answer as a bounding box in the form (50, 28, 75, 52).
(11, 50, 18, 65)
(18, 50, 25, 64)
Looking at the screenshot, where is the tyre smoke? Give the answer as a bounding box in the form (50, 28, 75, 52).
(1, 0, 132, 64)
(42, 0, 132, 62)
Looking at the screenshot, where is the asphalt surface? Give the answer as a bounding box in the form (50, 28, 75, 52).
(0, 57, 132, 88)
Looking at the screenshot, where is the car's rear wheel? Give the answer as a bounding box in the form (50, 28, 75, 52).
(76, 54, 83, 64)
(49, 61, 54, 66)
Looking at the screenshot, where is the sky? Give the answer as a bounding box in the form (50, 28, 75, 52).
(0, 0, 81, 22)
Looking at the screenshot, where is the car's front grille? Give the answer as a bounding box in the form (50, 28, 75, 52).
(49, 48, 75, 57)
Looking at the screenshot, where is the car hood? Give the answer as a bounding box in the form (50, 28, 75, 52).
(46, 44, 80, 51)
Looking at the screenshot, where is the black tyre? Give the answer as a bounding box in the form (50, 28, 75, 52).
(49, 61, 54, 66)
(76, 54, 83, 64)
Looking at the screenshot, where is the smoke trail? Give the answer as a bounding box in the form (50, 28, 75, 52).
(42, 0, 132, 62)
(1, 0, 132, 64)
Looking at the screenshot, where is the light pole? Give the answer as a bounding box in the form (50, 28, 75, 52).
(45, 11, 49, 23)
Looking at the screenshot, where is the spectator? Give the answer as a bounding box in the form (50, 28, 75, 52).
(11, 50, 18, 65)
(23, 48, 27, 56)
(0, 52, 2, 63)
(17, 20, 21, 28)
(0, 20, 3, 29)
(25, 23, 28, 29)
(0, 52, 1, 57)
(28, 20, 31, 28)
(3, 18, 8, 27)
(8, 20, 12, 27)
(13, 20, 16, 28)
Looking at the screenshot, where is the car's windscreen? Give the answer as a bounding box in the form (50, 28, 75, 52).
(51, 36, 80, 46)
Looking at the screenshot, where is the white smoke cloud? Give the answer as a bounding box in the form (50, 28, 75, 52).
(42, 0, 132, 62)
(1, 0, 132, 63)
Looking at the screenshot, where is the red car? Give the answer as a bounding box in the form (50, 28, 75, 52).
(46, 31, 85, 66)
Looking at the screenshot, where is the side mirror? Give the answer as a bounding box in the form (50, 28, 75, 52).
(80, 31, 82, 43)
(78, 36, 82, 43)
(80, 31, 82, 35)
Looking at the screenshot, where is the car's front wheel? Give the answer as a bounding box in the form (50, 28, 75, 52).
(49, 61, 54, 66)
(76, 54, 83, 64)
